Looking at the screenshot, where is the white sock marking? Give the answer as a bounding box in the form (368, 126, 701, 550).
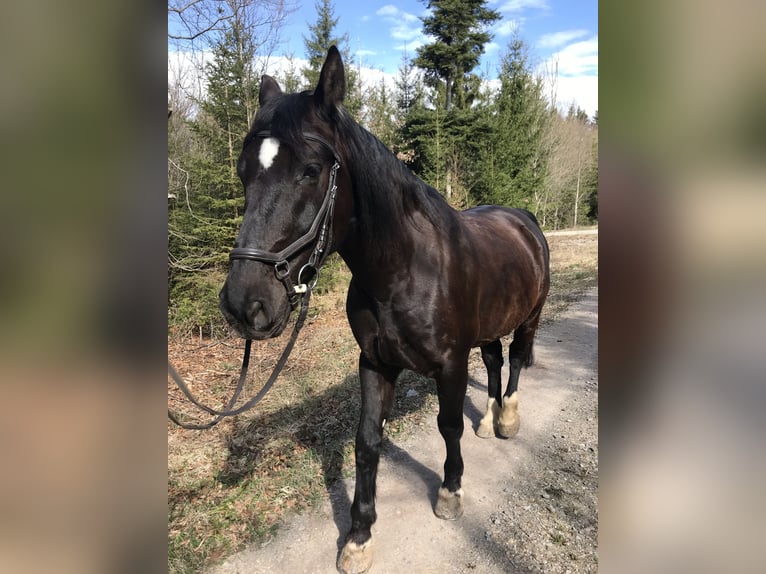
(258, 137, 280, 170)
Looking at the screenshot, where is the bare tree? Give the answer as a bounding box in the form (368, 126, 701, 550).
(168, 0, 231, 45)
(169, 0, 296, 50)
(544, 111, 597, 229)
(169, 0, 297, 122)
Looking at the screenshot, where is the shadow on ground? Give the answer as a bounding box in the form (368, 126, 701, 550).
(214, 369, 440, 548)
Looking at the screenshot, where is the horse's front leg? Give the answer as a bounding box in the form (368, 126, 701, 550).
(338, 354, 400, 574)
(434, 355, 469, 520)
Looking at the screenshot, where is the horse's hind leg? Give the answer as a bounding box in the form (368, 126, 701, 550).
(338, 354, 400, 574)
(500, 307, 543, 438)
(476, 340, 503, 438)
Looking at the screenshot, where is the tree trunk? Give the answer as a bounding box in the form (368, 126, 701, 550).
(223, 83, 238, 218)
(573, 148, 582, 228)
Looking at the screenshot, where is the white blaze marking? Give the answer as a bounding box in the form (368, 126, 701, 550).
(258, 137, 280, 170)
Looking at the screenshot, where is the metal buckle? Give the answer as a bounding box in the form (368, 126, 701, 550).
(274, 260, 290, 279)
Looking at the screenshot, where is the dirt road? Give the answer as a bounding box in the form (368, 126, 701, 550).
(210, 289, 598, 574)
(545, 229, 598, 237)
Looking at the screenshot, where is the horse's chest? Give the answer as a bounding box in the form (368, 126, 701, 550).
(370, 306, 456, 376)
(347, 281, 457, 376)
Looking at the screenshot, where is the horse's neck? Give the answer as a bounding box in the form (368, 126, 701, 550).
(336, 124, 454, 281)
(341, 184, 448, 299)
(338, 180, 405, 273)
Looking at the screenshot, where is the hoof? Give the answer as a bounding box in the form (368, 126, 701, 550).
(434, 486, 464, 520)
(476, 397, 501, 438)
(475, 420, 495, 438)
(498, 392, 520, 438)
(498, 417, 520, 438)
(338, 538, 373, 574)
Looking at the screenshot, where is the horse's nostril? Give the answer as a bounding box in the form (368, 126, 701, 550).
(246, 300, 269, 329)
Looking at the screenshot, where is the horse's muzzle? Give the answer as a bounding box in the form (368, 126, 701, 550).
(219, 284, 290, 340)
(244, 300, 269, 331)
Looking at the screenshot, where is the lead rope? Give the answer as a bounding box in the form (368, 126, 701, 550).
(168, 288, 312, 430)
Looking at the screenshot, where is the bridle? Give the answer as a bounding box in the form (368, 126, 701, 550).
(168, 131, 342, 430)
(229, 131, 342, 309)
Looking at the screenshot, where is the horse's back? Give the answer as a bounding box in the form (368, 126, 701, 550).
(456, 205, 550, 343)
(459, 205, 548, 268)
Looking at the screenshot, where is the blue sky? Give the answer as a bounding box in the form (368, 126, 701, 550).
(169, 0, 597, 117)
(277, 0, 598, 115)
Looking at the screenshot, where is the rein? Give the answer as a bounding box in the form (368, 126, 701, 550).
(168, 131, 341, 430)
(168, 291, 310, 430)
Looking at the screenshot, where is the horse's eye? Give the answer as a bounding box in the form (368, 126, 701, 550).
(302, 165, 321, 180)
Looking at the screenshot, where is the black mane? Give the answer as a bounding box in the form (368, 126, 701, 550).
(332, 106, 458, 256)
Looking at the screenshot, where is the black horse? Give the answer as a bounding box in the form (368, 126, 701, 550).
(219, 47, 550, 574)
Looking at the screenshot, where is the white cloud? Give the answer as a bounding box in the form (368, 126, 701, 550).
(499, 0, 549, 12)
(260, 55, 310, 78)
(548, 74, 598, 119)
(494, 19, 521, 37)
(376, 5, 399, 18)
(547, 37, 598, 76)
(485, 42, 501, 55)
(537, 36, 598, 118)
(358, 66, 397, 94)
(168, 49, 213, 102)
(375, 4, 429, 54)
(538, 29, 589, 49)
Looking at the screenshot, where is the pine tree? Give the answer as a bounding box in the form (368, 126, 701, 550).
(584, 113, 598, 222)
(302, 0, 362, 118)
(567, 103, 590, 124)
(473, 35, 550, 209)
(168, 23, 257, 335)
(363, 79, 398, 150)
(394, 50, 427, 165)
(395, 49, 424, 117)
(302, 0, 344, 88)
(400, 1, 499, 204)
(414, 0, 500, 112)
(278, 53, 303, 93)
(584, 137, 598, 222)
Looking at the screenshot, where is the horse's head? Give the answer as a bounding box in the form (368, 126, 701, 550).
(220, 46, 352, 339)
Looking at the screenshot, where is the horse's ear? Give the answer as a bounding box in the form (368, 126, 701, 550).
(314, 46, 345, 112)
(259, 75, 282, 106)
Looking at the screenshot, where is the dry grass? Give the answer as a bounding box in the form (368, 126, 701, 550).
(167, 232, 597, 573)
(543, 232, 599, 322)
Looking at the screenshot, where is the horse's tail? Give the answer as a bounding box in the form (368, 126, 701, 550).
(518, 298, 546, 369)
(516, 208, 548, 253)
(523, 341, 535, 368)
(519, 208, 540, 227)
